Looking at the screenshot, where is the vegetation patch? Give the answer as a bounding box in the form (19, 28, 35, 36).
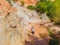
(27, 0, 60, 25)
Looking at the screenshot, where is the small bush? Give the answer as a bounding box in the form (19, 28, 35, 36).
(21, 1, 25, 6)
(27, 0, 60, 25)
(27, 5, 36, 10)
(27, 0, 55, 17)
(53, 0, 60, 24)
(13, 0, 17, 2)
(35, 1, 47, 13)
(48, 29, 59, 45)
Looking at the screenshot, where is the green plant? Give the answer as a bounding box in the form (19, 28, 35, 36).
(48, 29, 59, 45)
(21, 1, 25, 6)
(35, 1, 47, 13)
(46, 1, 55, 20)
(53, 0, 60, 24)
(13, 0, 17, 2)
(27, 0, 55, 15)
(27, 5, 36, 10)
(27, 0, 60, 25)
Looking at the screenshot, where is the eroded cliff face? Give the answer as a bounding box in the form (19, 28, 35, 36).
(0, 0, 24, 44)
(1, 0, 58, 45)
(0, 0, 41, 45)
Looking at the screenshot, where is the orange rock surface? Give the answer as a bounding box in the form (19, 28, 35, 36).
(0, 0, 16, 16)
(31, 23, 49, 37)
(0, 0, 50, 45)
(18, 0, 37, 4)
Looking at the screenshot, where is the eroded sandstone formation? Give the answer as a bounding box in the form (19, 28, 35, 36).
(0, 0, 41, 45)
(0, 0, 59, 45)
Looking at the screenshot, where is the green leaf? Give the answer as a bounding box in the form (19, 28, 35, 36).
(27, 5, 36, 10)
